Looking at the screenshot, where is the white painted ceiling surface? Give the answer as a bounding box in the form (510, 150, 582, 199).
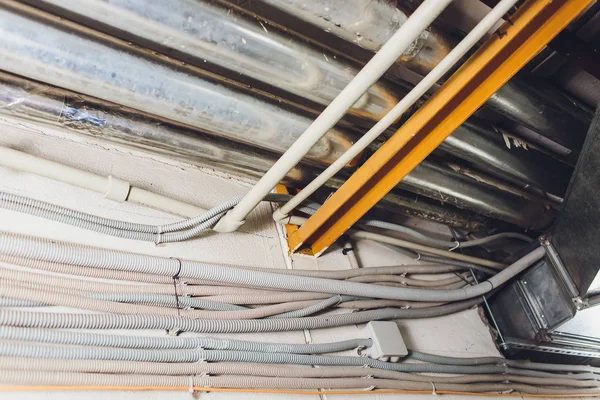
(0, 116, 576, 400)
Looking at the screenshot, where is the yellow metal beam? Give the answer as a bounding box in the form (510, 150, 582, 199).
(290, 0, 593, 255)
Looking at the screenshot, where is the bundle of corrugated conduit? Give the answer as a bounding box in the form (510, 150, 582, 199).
(0, 230, 599, 395)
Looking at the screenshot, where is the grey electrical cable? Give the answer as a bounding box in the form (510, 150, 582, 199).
(4, 357, 595, 388)
(0, 298, 484, 332)
(0, 192, 533, 252)
(360, 219, 533, 249)
(200, 292, 332, 304)
(3, 370, 600, 394)
(0, 298, 43, 307)
(0, 265, 305, 297)
(419, 256, 498, 275)
(347, 274, 468, 287)
(0, 191, 240, 234)
(408, 350, 600, 375)
(238, 264, 464, 277)
(268, 295, 355, 318)
(0, 232, 543, 302)
(86, 293, 248, 311)
(0, 326, 371, 354)
(338, 300, 445, 310)
(0, 254, 205, 284)
(0, 341, 560, 376)
(0, 280, 321, 319)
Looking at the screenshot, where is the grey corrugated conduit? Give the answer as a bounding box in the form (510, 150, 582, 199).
(9, 278, 333, 313)
(0, 191, 240, 234)
(199, 292, 332, 304)
(0, 297, 484, 332)
(1, 191, 532, 253)
(408, 350, 600, 375)
(0, 254, 205, 284)
(0, 265, 310, 298)
(268, 295, 356, 318)
(0, 341, 564, 377)
(0, 280, 321, 319)
(238, 264, 464, 277)
(359, 219, 533, 249)
(0, 326, 371, 354)
(347, 274, 469, 287)
(3, 357, 596, 388)
(3, 370, 600, 394)
(0, 298, 43, 307)
(339, 300, 445, 310)
(0, 232, 544, 302)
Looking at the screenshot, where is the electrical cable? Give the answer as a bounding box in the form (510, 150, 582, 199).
(1, 370, 599, 394)
(0, 326, 370, 354)
(0, 297, 484, 332)
(1, 356, 596, 387)
(0, 232, 540, 302)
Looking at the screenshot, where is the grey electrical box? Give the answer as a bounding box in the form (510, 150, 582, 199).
(363, 321, 408, 360)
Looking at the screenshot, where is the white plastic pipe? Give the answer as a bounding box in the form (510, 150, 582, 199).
(273, 0, 520, 221)
(0, 147, 205, 217)
(213, 0, 453, 233)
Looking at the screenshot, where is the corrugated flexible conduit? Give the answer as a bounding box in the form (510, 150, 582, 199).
(0, 232, 541, 302)
(0, 265, 316, 298)
(1, 370, 599, 394)
(0, 326, 370, 353)
(0, 298, 484, 333)
(3, 356, 595, 388)
(0, 280, 322, 319)
(408, 350, 600, 375)
(0, 341, 579, 378)
(0, 190, 529, 260)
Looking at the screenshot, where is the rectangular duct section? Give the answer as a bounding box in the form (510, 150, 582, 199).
(489, 107, 600, 365)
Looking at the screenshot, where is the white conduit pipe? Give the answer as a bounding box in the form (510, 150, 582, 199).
(273, 0, 521, 221)
(214, 0, 453, 233)
(0, 232, 540, 302)
(0, 147, 205, 217)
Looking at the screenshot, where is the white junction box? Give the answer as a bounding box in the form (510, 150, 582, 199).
(363, 321, 408, 361)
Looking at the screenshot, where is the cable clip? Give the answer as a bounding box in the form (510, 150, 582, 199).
(170, 257, 183, 316)
(431, 382, 437, 395)
(449, 241, 460, 252)
(363, 385, 375, 391)
(189, 376, 194, 393)
(414, 252, 421, 261)
(168, 328, 181, 336)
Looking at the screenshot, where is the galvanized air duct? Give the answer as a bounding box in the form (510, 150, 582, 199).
(22, 0, 572, 198)
(0, 72, 486, 230)
(255, 0, 592, 155)
(21, 0, 403, 122)
(486, 76, 592, 157)
(399, 161, 554, 230)
(0, 3, 356, 167)
(0, 71, 547, 229)
(438, 121, 572, 197)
